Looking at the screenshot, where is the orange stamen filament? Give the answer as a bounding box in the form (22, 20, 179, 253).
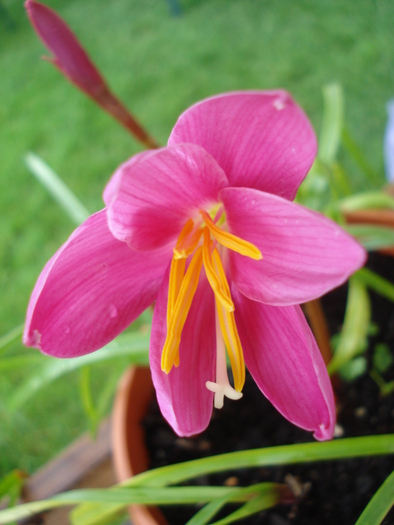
(161, 247, 203, 373)
(174, 219, 203, 259)
(166, 256, 186, 368)
(211, 249, 245, 392)
(167, 257, 186, 326)
(202, 228, 234, 312)
(200, 210, 262, 260)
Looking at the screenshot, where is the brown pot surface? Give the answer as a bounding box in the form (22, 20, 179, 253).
(112, 366, 169, 525)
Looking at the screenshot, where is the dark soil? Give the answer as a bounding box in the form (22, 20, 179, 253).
(143, 253, 394, 525)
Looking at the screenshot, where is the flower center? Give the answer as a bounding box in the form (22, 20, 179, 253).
(161, 206, 262, 408)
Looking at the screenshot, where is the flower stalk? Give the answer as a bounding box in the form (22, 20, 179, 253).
(25, 0, 159, 149)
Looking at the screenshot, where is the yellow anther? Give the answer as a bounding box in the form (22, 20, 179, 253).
(200, 210, 262, 260)
(202, 228, 234, 312)
(174, 219, 203, 259)
(161, 247, 203, 374)
(212, 250, 245, 392)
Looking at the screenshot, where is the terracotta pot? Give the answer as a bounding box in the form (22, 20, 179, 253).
(112, 366, 168, 525)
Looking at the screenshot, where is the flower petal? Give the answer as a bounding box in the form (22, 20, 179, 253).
(222, 187, 366, 305)
(150, 264, 216, 436)
(168, 91, 317, 200)
(25, 0, 106, 95)
(24, 210, 171, 357)
(232, 287, 335, 440)
(105, 143, 228, 250)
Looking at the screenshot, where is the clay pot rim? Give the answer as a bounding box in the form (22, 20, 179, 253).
(112, 366, 168, 525)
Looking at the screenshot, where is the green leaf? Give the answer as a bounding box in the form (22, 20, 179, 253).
(338, 356, 367, 382)
(186, 497, 231, 525)
(0, 470, 26, 506)
(356, 268, 394, 303)
(24, 152, 90, 225)
(373, 344, 394, 373)
(339, 191, 394, 212)
(185, 483, 287, 525)
(318, 83, 343, 165)
(0, 325, 24, 355)
(8, 332, 150, 410)
(0, 436, 393, 525)
(370, 370, 394, 397)
(342, 126, 382, 188)
(0, 485, 271, 524)
(72, 435, 394, 525)
(210, 494, 274, 525)
(79, 366, 100, 434)
(328, 276, 370, 375)
(355, 469, 394, 525)
(0, 354, 44, 372)
(343, 224, 394, 251)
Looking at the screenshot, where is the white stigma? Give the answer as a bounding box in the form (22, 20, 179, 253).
(206, 303, 243, 409)
(206, 380, 243, 409)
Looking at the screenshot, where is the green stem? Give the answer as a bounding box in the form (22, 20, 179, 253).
(356, 268, 394, 303)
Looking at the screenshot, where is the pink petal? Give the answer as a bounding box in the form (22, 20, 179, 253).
(222, 187, 366, 305)
(150, 265, 216, 436)
(232, 287, 336, 440)
(25, 0, 106, 96)
(103, 150, 153, 207)
(24, 210, 171, 358)
(168, 91, 317, 200)
(106, 143, 228, 250)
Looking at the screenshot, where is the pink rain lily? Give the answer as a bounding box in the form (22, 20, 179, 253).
(24, 91, 366, 440)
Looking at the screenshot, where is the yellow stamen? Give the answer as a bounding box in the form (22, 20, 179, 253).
(167, 256, 186, 368)
(200, 210, 262, 260)
(161, 247, 203, 373)
(167, 257, 186, 326)
(202, 228, 234, 312)
(212, 250, 245, 392)
(174, 219, 203, 259)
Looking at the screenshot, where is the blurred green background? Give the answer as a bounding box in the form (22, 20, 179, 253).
(0, 0, 393, 476)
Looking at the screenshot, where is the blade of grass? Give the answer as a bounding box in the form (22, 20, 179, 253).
(8, 332, 150, 410)
(328, 276, 370, 375)
(186, 496, 232, 525)
(24, 152, 90, 225)
(342, 126, 381, 188)
(339, 191, 394, 212)
(210, 493, 278, 525)
(79, 366, 99, 434)
(72, 435, 394, 525)
(318, 83, 343, 166)
(0, 354, 44, 372)
(185, 483, 289, 525)
(356, 267, 394, 303)
(0, 485, 275, 524)
(343, 224, 394, 250)
(355, 469, 394, 525)
(0, 325, 24, 355)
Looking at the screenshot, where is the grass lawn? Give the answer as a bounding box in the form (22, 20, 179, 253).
(0, 0, 393, 477)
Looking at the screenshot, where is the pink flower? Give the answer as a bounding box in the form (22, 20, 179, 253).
(24, 92, 366, 440)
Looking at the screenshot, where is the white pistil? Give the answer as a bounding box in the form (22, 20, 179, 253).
(205, 304, 243, 409)
(206, 381, 243, 409)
